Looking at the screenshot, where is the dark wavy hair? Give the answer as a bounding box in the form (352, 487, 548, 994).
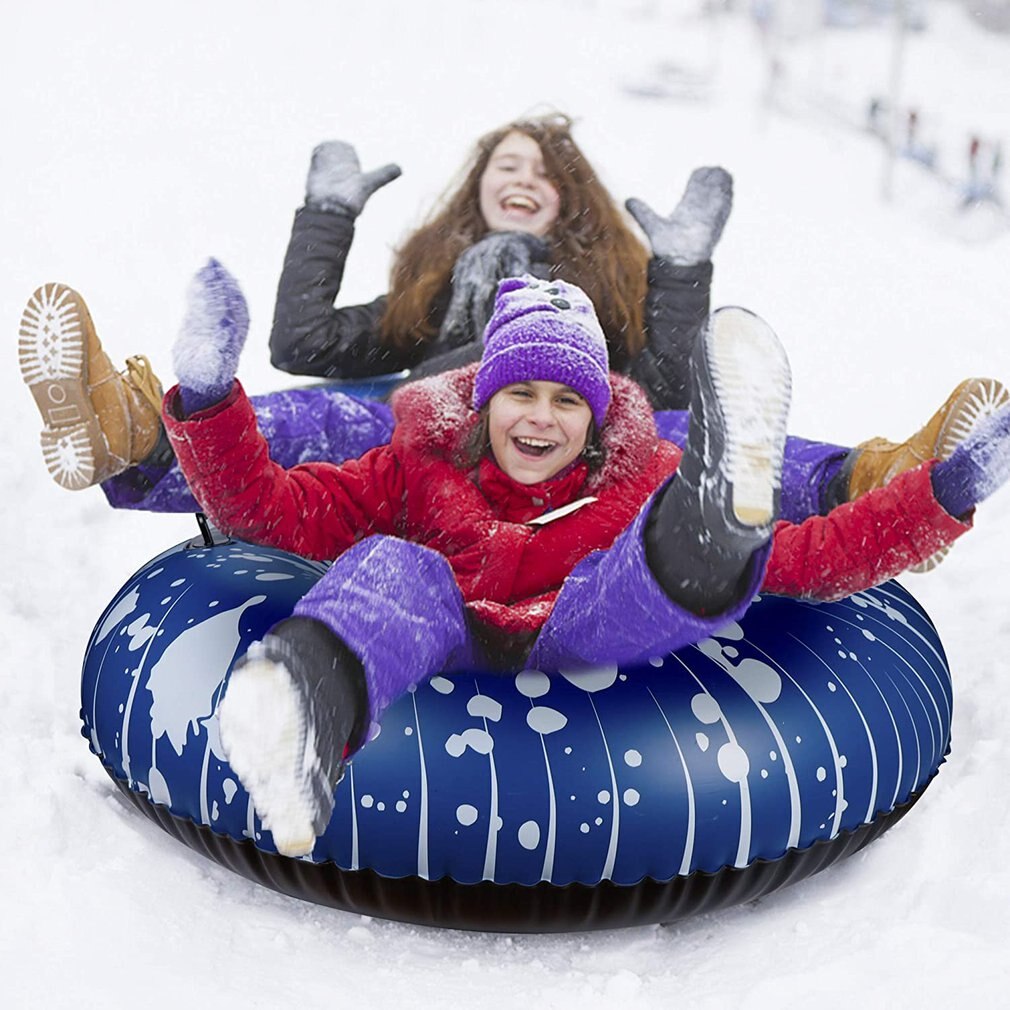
(380, 113, 649, 362)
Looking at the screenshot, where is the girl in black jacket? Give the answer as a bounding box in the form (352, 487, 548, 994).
(19, 114, 1006, 575)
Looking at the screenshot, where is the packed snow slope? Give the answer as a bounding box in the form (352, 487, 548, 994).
(2, 2, 1008, 1008)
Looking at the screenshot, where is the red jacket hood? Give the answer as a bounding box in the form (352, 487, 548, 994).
(164, 373, 972, 649)
(389, 364, 673, 494)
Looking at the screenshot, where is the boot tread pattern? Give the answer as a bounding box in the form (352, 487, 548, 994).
(18, 283, 85, 383)
(936, 377, 1010, 459)
(19, 284, 101, 489)
(217, 654, 325, 858)
(39, 426, 97, 490)
(911, 377, 1010, 573)
(708, 307, 792, 527)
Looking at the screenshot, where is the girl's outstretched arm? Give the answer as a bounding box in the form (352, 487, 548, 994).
(166, 260, 405, 560)
(765, 404, 1010, 601)
(268, 208, 406, 378)
(165, 382, 404, 561)
(270, 141, 409, 379)
(625, 168, 732, 410)
(763, 463, 973, 602)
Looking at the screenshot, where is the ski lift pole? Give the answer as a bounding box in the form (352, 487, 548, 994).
(882, 0, 908, 202)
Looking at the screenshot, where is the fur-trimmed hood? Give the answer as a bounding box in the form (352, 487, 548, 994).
(164, 370, 972, 651)
(165, 368, 683, 641)
(389, 363, 670, 493)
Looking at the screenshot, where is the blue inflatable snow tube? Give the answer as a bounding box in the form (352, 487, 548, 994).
(82, 533, 953, 931)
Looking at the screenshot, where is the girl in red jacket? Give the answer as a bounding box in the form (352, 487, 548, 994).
(23, 113, 1004, 577)
(163, 262, 1004, 858)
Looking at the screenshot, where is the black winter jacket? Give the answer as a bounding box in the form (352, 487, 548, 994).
(269, 206, 713, 410)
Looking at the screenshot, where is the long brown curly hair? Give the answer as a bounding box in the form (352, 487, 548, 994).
(380, 113, 649, 363)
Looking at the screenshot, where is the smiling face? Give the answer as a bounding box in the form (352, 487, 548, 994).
(487, 380, 593, 485)
(478, 131, 562, 238)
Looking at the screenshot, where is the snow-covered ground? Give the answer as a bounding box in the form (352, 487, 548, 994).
(3, 2, 1009, 1007)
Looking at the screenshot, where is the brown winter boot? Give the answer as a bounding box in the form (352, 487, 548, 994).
(19, 283, 164, 490)
(847, 377, 1010, 571)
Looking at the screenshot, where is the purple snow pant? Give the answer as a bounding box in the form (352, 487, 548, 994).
(102, 385, 849, 525)
(653, 413, 848, 524)
(291, 505, 771, 730)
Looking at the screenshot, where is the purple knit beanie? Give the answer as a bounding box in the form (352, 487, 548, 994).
(472, 275, 612, 426)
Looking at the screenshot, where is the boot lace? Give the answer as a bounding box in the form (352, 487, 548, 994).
(125, 355, 165, 414)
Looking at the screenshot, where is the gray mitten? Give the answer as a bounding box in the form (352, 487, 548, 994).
(438, 231, 551, 347)
(626, 167, 733, 265)
(305, 140, 402, 217)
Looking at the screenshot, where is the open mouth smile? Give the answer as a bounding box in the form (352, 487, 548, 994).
(513, 435, 558, 458)
(501, 194, 540, 214)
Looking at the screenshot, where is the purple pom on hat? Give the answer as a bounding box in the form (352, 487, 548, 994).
(473, 275, 612, 426)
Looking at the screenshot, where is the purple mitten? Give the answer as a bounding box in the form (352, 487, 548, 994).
(931, 406, 1010, 517)
(173, 258, 250, 416)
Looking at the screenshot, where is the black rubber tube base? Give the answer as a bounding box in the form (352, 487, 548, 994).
(110, 770, 931, 933)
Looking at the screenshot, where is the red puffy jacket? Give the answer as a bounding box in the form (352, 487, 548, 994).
(164, 365, 970, 634)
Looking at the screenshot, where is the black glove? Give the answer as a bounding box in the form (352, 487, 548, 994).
(305, 140, 401, 217)
(626, 167, 733, 265)
(438, 231, 551, 347)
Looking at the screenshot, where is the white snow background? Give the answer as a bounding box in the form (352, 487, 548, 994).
(2, 1, 1009, 1007)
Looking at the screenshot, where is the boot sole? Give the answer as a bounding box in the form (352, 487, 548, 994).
(19, 284, 103, 490)
(217, 652, 324, 858)
(707, 307, 792, 527)
(911, 376, 1010, 573)
(934, 377, 1010, 458)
